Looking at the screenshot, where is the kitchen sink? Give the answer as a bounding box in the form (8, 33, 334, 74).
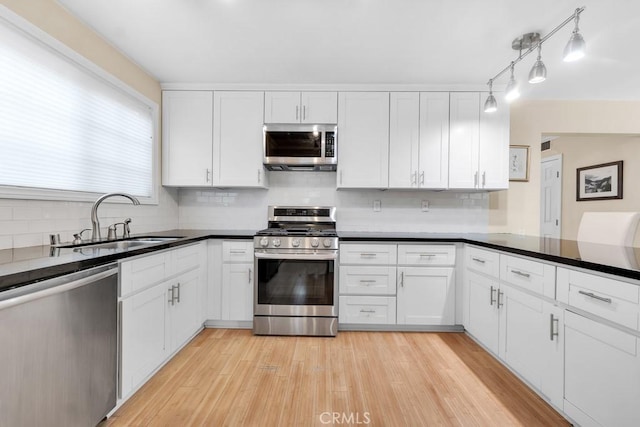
(56, 236, 183, 250)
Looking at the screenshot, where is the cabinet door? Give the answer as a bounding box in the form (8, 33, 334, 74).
(120, 283, 169, 398)
(339, 265, 397, 295)
(466, 270, 500, 354)
(419, 92, 450, 189)
(564, 310, 640, 427)
(222, 262, 254, 321)
(214, 91, 267, 187)
(161, 91, 214, 186)
(301, 92, 338, 123)
(397, 267, 454, 325)
(337, 92, 390, 188)
(479, 92, 509, 189)
(264, 91, 300, 123)
(388, 92, 420, 189)
(169, 268, 202, 352)
(448, 92, 480, 189)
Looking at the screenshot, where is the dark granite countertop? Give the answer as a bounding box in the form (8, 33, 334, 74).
(2, 230, 639, 294)
(0, 229, 256, 293)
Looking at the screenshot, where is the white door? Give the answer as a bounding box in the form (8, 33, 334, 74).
(169, 268, 202, 352)
(161, 91, 213, 186)
(264, 91, 300, 123)
(419, 92, 450, 189)
(397, 267, 454, 325)
(478, 92, 509, 189)
(301, 92, 338, 123)
(214, 91, 267, 187)
(448, 92, 480, 189)
(466, 270, 500, 354)
(337, 92, 390, 188)
(388, 92, 420, 189)
(540, 154, 562, 239)
(222, 262, 254, 321)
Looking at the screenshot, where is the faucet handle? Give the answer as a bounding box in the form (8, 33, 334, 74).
(107, 223, 124, 240)
(49, 234, 61, 246)
(72, 229, 91, 245)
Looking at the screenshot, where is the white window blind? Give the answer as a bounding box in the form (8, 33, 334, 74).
(0, 15, 155, 200)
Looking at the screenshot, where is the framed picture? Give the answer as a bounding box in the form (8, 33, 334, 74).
(509, 145, 530, 181)
(576, 160, 623, 201)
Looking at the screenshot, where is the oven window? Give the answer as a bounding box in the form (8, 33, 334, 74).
(265, 132, 321, 157)
(257, 259, 334, 305)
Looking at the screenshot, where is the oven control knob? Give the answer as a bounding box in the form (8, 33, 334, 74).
(259, 237, 269, 247)
(292, 238, 301, 247)
(272, 238, 281, 247)
(323, 239, 333, 248)
(310, 238, 320, 248)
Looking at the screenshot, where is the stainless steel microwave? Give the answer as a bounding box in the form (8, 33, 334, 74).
(263, 124, 337, 171)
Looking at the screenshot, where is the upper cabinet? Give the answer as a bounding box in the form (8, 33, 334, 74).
(162, 90, 267, 188)
(448, 92, 509, 190)
(389, 92, 449, 189)
(337, 92, 390, 189)
(264, 91, 338, 124)
(214, 91, 267, 188)
(162, 91, 214, 186)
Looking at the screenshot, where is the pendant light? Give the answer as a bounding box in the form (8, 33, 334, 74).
(563, 9, 586, 62)
(504, 62, 520, 102)
(484, 79, 497, 113)
(528, 43, 547, 83)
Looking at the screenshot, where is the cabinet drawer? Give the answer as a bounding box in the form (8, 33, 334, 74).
(120, 251, 171, 297)
(339, 266, 397, 295)
(172, 242, 204, 275)
(339, 296, 396, 324)
(500, 254, 556, 299)
(465, 245, 499, 277)
(558, 268, 640, 331)
(397, 244, 455, 266)
(339, 244, 397, 265)
(222, 240, 254, 263)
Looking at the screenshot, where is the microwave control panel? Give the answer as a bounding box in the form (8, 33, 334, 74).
(325, 132, 335, 158)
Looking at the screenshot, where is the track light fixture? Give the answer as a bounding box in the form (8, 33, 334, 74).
(484, 6, 586, 113)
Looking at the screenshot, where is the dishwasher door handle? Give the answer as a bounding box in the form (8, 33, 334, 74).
(0, 267, 118, 310)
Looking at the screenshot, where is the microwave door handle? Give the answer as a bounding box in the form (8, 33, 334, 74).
(254, 251, 338, 261)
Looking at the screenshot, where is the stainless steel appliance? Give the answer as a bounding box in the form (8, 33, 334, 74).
(254, 206, 338, 336)
(0, 264, 118, 427)
(263, 124, 337, 171)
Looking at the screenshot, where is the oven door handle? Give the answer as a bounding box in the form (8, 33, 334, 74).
(254, 251, 338, 261)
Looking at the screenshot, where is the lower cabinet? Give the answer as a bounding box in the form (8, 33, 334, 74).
(119, 243, 206, 399)
(339, 296, 396, 324)
(221, 262, 253, 321)
(563, 311, 640, 427)
(397, 267, 454, 325)
(466, 270, 501, 354)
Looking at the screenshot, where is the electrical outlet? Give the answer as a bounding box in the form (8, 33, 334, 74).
(373, 200, 381, 212)
(421, 200, 429, 212)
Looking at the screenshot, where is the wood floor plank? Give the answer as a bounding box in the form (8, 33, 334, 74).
(103, 330, 570, 427)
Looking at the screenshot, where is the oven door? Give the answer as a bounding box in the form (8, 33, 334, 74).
(254, 251, 338, 317)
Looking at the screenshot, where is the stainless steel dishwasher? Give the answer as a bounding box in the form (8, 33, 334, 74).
(0, 263, 118, 427)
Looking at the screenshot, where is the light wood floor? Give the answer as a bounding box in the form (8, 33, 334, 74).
(103, 329, 569, 426)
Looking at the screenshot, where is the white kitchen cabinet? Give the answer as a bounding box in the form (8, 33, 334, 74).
(337, 92, 390, 188)
(397, 267, 454, 325)
(213, 91, 267, 188)
(389, 92, 449, 189)
(119, 243, 206, 399)
(161, 91, 214, 186)
(220, 240, 254, 322)
(448, 92, 508, 190)
(563, 310, 640, 427)
(465, 269, 501, 354)
(339, 265, 397, 295)
(339, 296, 397, 325)
(264, 91, 337, 124)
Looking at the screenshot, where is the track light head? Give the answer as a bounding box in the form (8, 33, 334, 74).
(505, 63, 520, 102)
(484, 80, 497, 113)
(528, 44, 547, 83)
(564, 8, 586, 62)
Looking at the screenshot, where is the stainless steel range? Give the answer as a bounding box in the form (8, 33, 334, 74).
(253, 206, 338, 336)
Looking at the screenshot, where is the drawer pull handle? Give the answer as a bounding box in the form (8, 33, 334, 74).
(471, 257, 486, 264)
(490, 286, 497, 306)
(511, 269, 531, 278)
(578, 290, 612, 304)
(360, 253, 377, 257)
(419, 254, 436, 258)
(359, 309, 376, 314)
(359, 279, 376, 284)
(549, 314, 559, 341)
(229, 250, 246, 254)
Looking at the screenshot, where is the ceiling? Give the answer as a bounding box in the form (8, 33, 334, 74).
(56, 0, 640, 100)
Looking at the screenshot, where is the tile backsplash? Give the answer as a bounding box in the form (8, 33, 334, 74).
(179, 172, 489, 232)
(0, 188, 179, 250)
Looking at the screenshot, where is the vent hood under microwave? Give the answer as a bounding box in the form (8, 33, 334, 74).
(263, 124, 337, 171)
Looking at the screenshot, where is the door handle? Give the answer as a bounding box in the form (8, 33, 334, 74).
(549, 313, 559, 341)
(497, 290, 504, 308)
(248, 268, 252, 284)
(420, 171, 425, 185)
(295, 105, 299, 121)
(168, 286, 174, 305)
(400, 271, 404, 287)
(490, 286, 497, 306)
(303, 105, 306, 120)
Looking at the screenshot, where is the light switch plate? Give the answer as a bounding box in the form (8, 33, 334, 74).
(421, 200, 429, 212)
(373, 200, 381, 212)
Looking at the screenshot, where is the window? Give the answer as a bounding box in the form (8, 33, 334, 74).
(0, 10, 157, 202)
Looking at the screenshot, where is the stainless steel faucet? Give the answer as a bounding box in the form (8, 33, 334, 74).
(91, 193, 140, 241)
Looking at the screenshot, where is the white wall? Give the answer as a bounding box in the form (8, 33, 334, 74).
(179, 172, 489, 232)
